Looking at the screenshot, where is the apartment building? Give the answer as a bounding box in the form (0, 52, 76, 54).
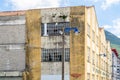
(116, 58, 120, 80)
(112, 49, 120, 80)
(0, 6, 112, 80)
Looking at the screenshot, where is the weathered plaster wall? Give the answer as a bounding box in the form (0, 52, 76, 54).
(41, 36, 69, 49)
(70, 6, 85, 80)
(41, 7, 70, 23)
(41, 62, 69, 75)
(40, 7, 70, 77)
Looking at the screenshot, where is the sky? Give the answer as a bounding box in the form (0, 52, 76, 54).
(0, 0, 120, 38)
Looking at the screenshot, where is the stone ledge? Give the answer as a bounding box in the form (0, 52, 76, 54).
(0, 71, 22, 77)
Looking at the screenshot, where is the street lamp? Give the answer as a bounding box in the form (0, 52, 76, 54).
(59, 27, 80, 80)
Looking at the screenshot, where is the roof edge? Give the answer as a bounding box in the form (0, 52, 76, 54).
(0, 10, 26, 16)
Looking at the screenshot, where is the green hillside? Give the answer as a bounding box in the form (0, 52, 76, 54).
(105, 30, 120, 54)
(111, 43, 120, 54)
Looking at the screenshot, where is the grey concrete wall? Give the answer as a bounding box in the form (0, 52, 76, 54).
(41, 7, 70, 23)
(0, 15, 25, 44)
(0, 25, 25, 44)
(0, 49, 25, 71)
(0, 15, 25, 71)
(41, 36, 69, 49)
(41, 62, 69, 75)
(0, 16, 25, 26)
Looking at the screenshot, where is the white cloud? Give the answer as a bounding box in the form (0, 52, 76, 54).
(102, 25, 112, 29)
(102, 18, 120, 38)
(101, 0, 120, 10)
(91, 0, 99, 3)
(84, 0, 99, 3)
(5, 0, 61, 10)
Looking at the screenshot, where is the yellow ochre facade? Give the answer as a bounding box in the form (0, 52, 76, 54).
(69, 6, 112, 80)
(24, 6, 112, 80)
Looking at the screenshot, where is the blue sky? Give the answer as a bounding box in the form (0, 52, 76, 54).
(0, 0, 120, 38)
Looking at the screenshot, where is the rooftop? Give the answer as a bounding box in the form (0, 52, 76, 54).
(112, 48, 119, 57)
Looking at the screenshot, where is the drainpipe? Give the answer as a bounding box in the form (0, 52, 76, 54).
(43, 23, 48, 36)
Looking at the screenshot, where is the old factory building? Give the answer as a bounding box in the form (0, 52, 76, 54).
(0, 6, 112, 80)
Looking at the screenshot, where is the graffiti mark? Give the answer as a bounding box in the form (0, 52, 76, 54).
(71, 73, 81, 78)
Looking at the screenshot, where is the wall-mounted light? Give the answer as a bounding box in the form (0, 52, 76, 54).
(99, 53, 107, 57)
